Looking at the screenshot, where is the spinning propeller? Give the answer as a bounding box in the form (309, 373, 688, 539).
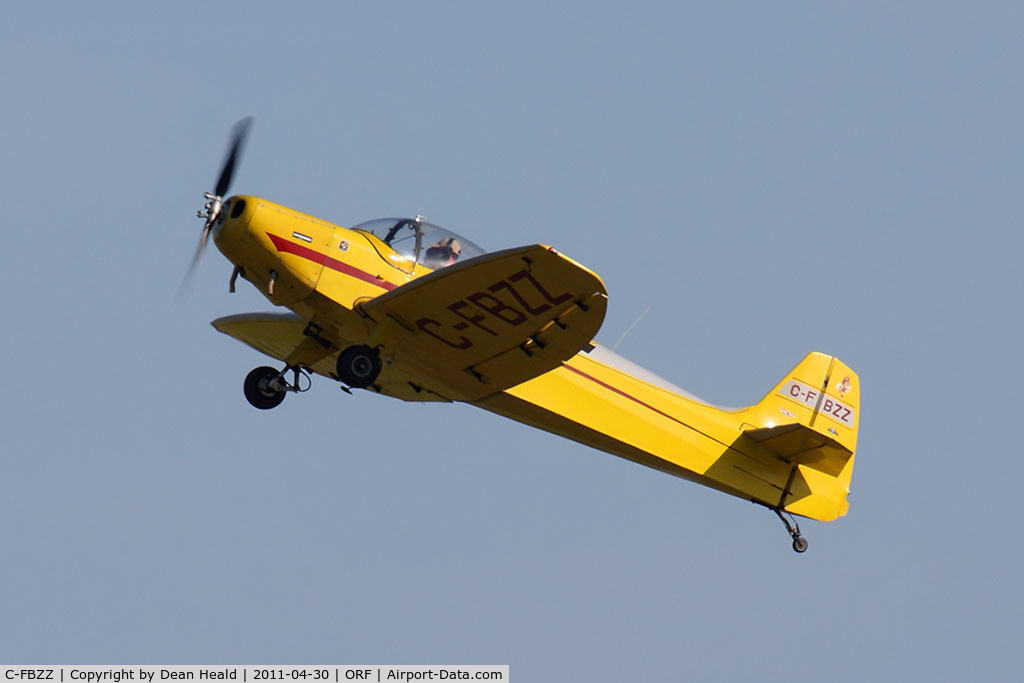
(181, 116, 253, 293)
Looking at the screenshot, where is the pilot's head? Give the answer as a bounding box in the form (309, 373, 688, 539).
(426, 237, 462, 267)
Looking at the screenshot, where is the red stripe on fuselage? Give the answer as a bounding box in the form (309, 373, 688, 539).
(266, 233, 397, 291)
(560, 362, 725, 447)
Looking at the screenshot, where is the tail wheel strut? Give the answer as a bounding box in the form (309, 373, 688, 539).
(772, 465, 808, 553)
(774, 508, 808, 553)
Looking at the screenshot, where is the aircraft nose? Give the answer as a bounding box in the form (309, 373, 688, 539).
(213, 197, 250, 251)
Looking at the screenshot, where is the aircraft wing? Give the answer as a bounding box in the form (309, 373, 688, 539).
(211, 312, 450, 403)
(359, 244, 608, 400)
(211, 312, 343, 377)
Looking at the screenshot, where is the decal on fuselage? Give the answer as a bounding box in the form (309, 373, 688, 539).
(779, 380, 855, 427)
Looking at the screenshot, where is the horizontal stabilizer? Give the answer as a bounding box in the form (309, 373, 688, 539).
(744, 423, 853, 477)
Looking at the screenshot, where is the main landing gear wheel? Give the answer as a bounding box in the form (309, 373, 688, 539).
(792, 536, 809, 553)
(244, 366, 287, 410)
(336, 344, 381, 388)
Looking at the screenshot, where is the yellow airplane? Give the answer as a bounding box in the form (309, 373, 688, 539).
(189, 119, 859, 553)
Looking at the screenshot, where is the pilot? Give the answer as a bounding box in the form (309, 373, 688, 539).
(423, 236, 462, 269)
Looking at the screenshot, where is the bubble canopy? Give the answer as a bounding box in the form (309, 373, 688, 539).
(350, 217, 486, 270)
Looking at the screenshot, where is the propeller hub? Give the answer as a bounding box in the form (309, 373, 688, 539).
(180, 117, 253, 293)
(212, 197, 247, 249)
(197, 192, 224, 223)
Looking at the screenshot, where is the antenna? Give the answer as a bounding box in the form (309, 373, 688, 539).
(612, 306, 652, 352)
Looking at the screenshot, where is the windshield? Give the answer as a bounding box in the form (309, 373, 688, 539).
(351, 217, 486, 270)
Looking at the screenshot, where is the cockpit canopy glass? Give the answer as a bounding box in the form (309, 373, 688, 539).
(350, 217, 486, 270)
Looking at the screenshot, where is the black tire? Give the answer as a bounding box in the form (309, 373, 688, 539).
(792, 536, 808, 553)
(243, 366, 286, 410)
(336, 345, 381, 388)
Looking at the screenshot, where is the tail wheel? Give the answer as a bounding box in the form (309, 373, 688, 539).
(244, 366, 287, 410)
(336, 345, 381, 388)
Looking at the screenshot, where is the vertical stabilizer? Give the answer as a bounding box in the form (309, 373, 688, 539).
(741, 352, 860, 521)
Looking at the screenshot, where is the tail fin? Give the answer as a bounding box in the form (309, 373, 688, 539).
(752, 352, 859, 454)
(742, 352, 860, 520)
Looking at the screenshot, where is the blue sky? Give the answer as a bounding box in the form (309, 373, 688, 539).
(2, 2, 1021, 679)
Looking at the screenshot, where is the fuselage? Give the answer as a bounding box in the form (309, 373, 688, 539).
(212, 196, 856, 522)
(214, 195, 424, 335)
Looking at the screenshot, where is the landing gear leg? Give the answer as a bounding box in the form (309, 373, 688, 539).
(774, 508, 808, 553)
